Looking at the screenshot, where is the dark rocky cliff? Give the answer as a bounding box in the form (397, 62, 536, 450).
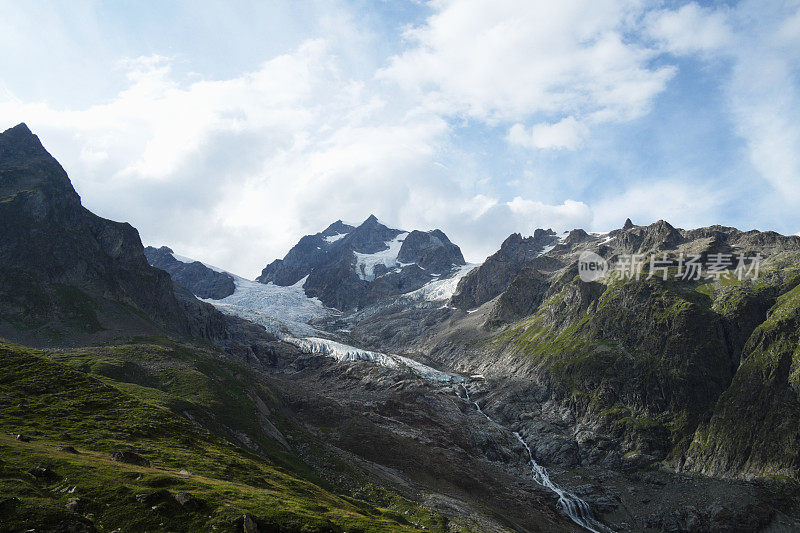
(0, 123, 263, 353)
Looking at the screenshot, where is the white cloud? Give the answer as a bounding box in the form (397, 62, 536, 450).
(645, 3, 733, 55)
(507, 197, 591, 229)
(1, 36, 593, 273)
(725, 2, 800, 203)
(380, 0, 674, 145)
(4, 0, 797, 276)
(507, 117, 589, 150)
(590, 180, 726, 231)
(645, 1, 800, 205)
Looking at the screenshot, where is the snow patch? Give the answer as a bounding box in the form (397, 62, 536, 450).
(354, 232, 409, 281)
(540, 244, 556, 255)
(402, 263, 478, 302)
(324, 233, 348, 243)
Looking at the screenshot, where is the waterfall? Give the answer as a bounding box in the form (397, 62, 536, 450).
(461, 385, 612, 533)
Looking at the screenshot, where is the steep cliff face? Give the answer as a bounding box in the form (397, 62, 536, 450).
(396, 229, 465, 272)
(0, 124, 235, 346)
(450, 229, 558, 310)
(464, 226, 800, 478)
(684, 281, 800, 479)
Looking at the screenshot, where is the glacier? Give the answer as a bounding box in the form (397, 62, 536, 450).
(353, 232, 409, 281)
(202, 276, 334, 337)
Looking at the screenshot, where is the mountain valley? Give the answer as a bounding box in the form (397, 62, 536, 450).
(2, 123, 800, 532)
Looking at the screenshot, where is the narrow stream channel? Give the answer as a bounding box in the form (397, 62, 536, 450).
(460, 385, 612, 533)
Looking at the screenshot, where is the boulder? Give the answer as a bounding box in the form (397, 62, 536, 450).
(174, 491, 199, 510)
(110, 451, 150, 467)
(57, 445, 79, 454)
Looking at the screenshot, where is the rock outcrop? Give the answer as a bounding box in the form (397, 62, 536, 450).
(450, 228, 558, 310)
(144, 246, 235, 300)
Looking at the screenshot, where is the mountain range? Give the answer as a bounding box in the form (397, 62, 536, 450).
(2, 122, 800, 532)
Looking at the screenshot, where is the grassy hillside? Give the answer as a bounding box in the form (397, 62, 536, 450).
(0, 343, 456, 532)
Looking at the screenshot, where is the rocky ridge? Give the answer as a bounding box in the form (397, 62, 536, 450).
(352, 219, 800, 482)
(144, 245, 235, 300)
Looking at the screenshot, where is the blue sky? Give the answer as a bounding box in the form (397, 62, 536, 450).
(1, 0, 799, 277)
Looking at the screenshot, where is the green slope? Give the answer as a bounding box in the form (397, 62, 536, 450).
(0, 343, 452, 532)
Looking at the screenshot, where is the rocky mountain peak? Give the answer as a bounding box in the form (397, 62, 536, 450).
(321, 220, 355, 237)
(257, 217, 466, 310)
(343, 215, 403, 254)
(638, 219, 683, 251)
(623, 217, 635, 230)
(500, 232, 524, 248)
(397, 229, 465, 273)
(450, 228, 558, 310)
(564, 228, 591, 245)
(0, 123, 80, 209)
(497, 229, 557, 259)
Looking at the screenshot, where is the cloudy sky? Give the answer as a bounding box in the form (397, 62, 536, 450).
(2, 0, 799, 277)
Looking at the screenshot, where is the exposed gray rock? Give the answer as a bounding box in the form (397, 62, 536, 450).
(450, 229, 558, 310)
(242, 513, 259, 533)
(110, 451, 150, 467)
(256, 215, 466, 310)
(397, 229, 465, 273)
(144, 246, 235, 300)
(66, 497, 87, 512)
(174, 491, 199, 509)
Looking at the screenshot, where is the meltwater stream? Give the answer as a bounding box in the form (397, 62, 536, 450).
(284, 334, 611, 532)
(461, 385, 612, 533)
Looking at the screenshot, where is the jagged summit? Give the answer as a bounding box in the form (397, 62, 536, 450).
(450, 228, 558, 310)
(450, 218, 800, 314)
(321, 220, 355, 237)
(0, 124, 231, 344)
(1, 122, 34, 144)
(256, 217, 466, 310)
(0, 122, 79, 205)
